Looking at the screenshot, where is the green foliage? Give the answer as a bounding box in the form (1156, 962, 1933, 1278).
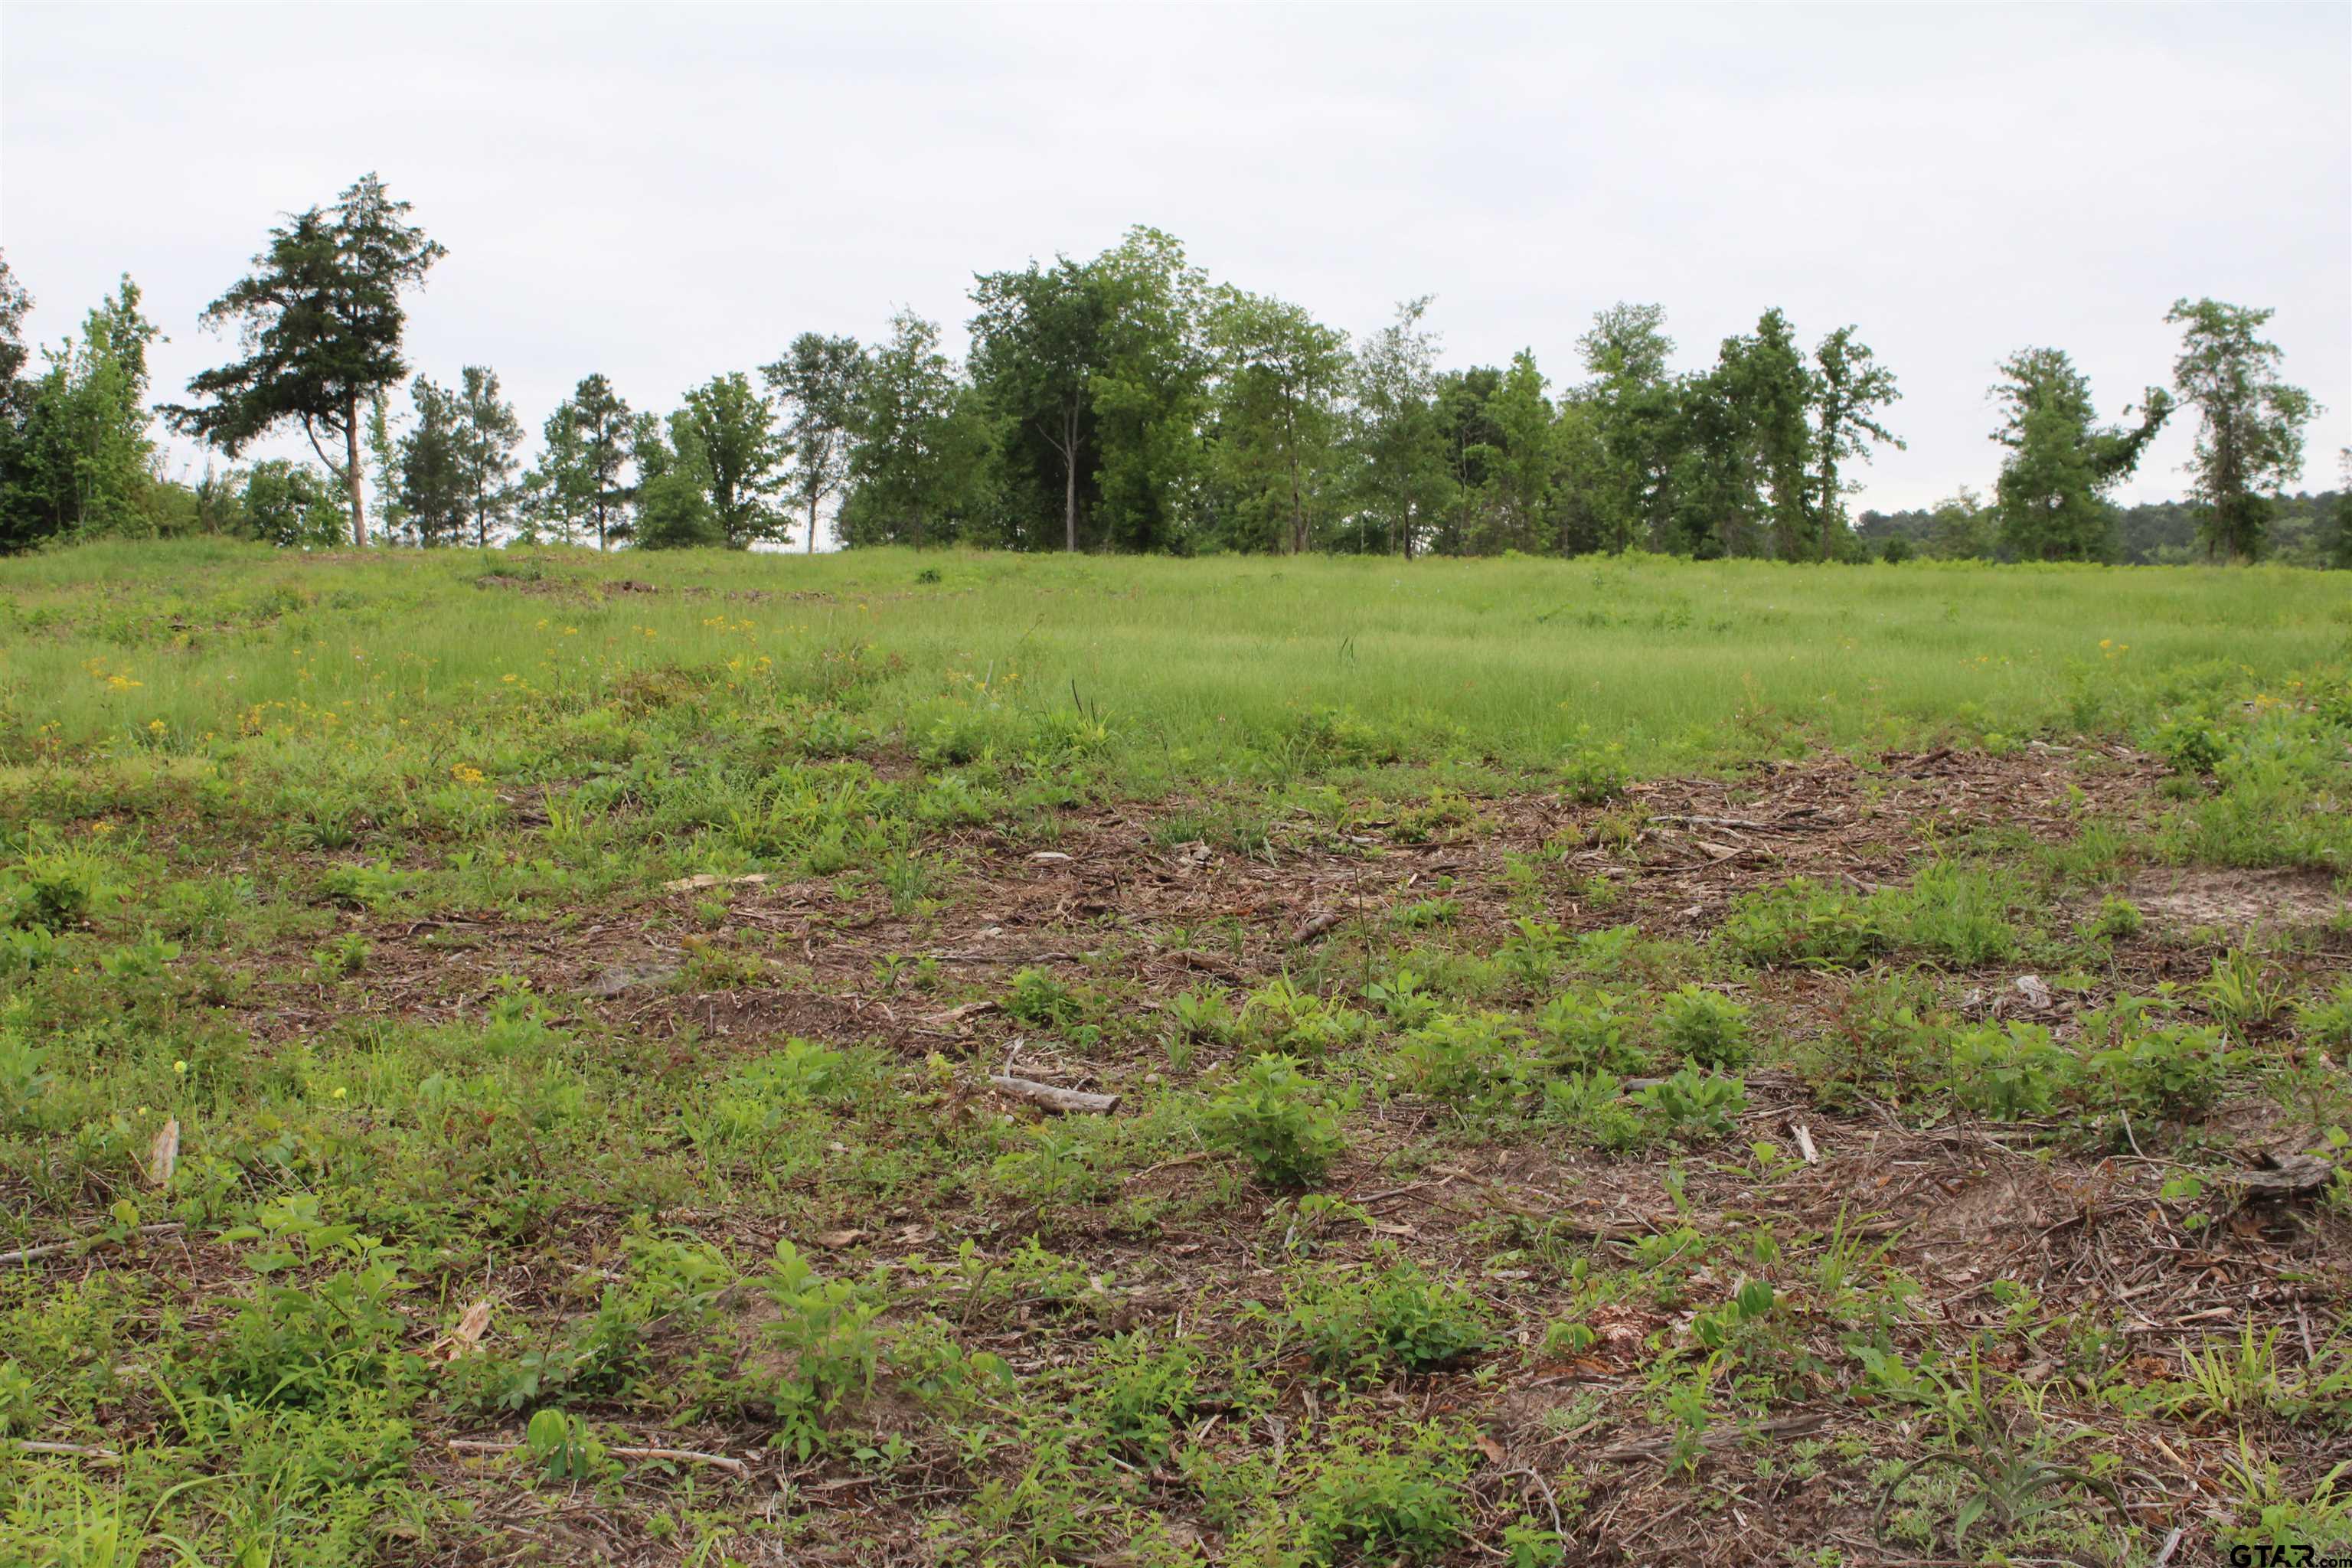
(1631, 1063, 1749, 1135)
(1656, 985, 1751, 1068)
(167, 174, 445, 547)
(1288, 1253, 1490, 1378)
(524, 1407, 612, 1482)
(1199, 1054, 1345, 1186)
(1719, 877, 1887, 968)
(1287, 1416, 1475, 1563)
(1946, 1021, 2069, 1119)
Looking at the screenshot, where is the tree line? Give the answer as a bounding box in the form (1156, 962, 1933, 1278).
(1, 173, 2338, 564)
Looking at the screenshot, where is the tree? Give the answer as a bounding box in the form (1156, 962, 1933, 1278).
(1989, 348, 2171, 561)
(1809, 326, 1902, 561)
(763, 333, 865, 554)
(970, 256, 1105, 550)
(2328, 450, 2352, 570)
(521, 407, 587, 546)
(1431, 366, 1503, 554)
(238, 459, 348, 548)
(452, 365, 523, 549)
(397, 377, 468, 547)
(1207, 287, 1350, 554)
(1347, 296, 1449, 557)
(1576, 303, 1681, 553)
(840, 311, 988, 547)
(1088, 228, 1210, 553)
(1714, 309, 1814, 558)
(1926, 486, 1998, 560)
(168, 174, 444, 547)
(674, 373, 786, 547)
(2165, 299, 2319, 561)
(1480, 351, 1557, 554)
(365, 390, 407, 544)
(632, 411, 722, 550)
(0, 276, 163, 548)
(542, 374, 637, 550)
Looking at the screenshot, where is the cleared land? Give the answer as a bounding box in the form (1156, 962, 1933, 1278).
(1, 541, 2348, 1567)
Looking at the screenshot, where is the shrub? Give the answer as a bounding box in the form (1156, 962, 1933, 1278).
(1532, 990, 1645, 1076)
(1003, 966, 1080, 1027)
(1946, 1021, 2071, 1119)
(1718, 878, 1888, 968)
(1291, 1416, 1475, 1563)
(1632, 1065, 1749, 1136)
(2082, 1013, 2234, 1119)
(1200, 1055, 1345, 1187)
(1657, 985, 1751, 1068)
(2092, 894, 2143, 939)
(1393, 1011, 1528, 1108)
(2297, 981, 2352, 1052)
(1289, 1253, 1490, 1378)
(760, 1240, 885, 1457)
(1086, 1332, 1195, 1461)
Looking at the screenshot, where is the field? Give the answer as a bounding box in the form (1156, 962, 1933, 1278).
(1, 540, 2349, 1567)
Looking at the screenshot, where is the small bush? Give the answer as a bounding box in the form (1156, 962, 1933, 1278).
(1290, 1416, 1475, 1563)
(1657, 985, 1751, 1069)
(1532, 990, 1646, 1076)
(1200, 1054, 1345, 1187)
(1289, 1253, 1489, 1378)
(1632, 1064, 1749, 1136)
(1718, 879, 1887, 968)
(2092, 894, 2143, 939)
(1946, 1021, 2070, 1119)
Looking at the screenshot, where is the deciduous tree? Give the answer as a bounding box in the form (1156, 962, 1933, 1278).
(1207, 287, 1350, 554)
(1809, 326, 1902, 561)
(2165, 299, 2319, 561)
(763, 334, 864, 554)
(1989, 348, 2171, 561)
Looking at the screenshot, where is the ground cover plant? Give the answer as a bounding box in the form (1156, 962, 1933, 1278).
(1, 540, 2348, 1566)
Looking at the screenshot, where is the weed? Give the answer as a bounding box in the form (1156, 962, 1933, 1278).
(1656, 985, 1751, 1069)
(1200, 1054, 1346, 1186)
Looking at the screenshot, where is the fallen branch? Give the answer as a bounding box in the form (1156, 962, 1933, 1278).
(1591, 1410, 1831, 1462)
(988, 1074, 1121, 1115)
(8, 1439, 121, 1464)
(0, 1222, 185, 1268)
(446, 1437, 749, 1478)
(921, 999, 1001, 1031)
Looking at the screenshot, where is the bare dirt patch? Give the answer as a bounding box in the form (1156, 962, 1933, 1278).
(2126, 866, 2349, 933)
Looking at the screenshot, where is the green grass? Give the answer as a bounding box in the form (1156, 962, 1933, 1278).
(1, 539, 2348, 1566)
(3, 539, 2347, 784)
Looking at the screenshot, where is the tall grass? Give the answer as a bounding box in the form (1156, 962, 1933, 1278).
(2, 539, 2345, 784)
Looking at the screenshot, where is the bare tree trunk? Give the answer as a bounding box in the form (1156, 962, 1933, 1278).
(345, 400, 368, 547)
(1063, 402, 1080, 551)
(808, 493, 818, 554)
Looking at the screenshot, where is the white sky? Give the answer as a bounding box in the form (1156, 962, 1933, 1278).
(3, 1, 2347, 521)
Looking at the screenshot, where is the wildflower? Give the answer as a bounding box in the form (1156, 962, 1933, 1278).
(332, 1086, 347, 1100)
(147, 719, 167, 734)
(451, 763, 486, 785)
(90, 821, 115, 837)
(174, 1060, 188, 1075)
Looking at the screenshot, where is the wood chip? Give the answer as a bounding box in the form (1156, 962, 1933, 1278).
(145, 1119, 178, 1187)
(988, 1074, 1121, 1115)
(662, 872, 770, 893)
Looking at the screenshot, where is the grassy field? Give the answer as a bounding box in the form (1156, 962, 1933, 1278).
(1, 541, 2349, 1566)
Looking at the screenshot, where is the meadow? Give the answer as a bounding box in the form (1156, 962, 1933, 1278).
(0, 541, 2347, 1567)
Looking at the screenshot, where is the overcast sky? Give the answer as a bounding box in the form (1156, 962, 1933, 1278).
(3, 2, 2346, 521)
